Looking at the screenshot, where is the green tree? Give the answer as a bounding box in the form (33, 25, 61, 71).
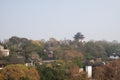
(37, 62, 66, 80)
(85, 41, 107, 59)
(37, 65, 56, 80)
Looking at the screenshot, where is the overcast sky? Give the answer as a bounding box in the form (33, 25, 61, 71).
(0, 0, 120, 41)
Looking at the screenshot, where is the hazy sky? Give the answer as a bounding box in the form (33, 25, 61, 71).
(0, 0, 120, 41)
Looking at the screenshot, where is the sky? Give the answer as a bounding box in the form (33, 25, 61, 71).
(0, 0, 120, 41)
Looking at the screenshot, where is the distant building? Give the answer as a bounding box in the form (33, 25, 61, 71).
(42, 60, 55, 63)
(0, 60, 8, 69)
(0, 45, 9, 56)
(83, 59, 105, 78)
(25, 59, 34, 67)
(79, 68, 84, 72)
(85, 66, 92, 78)
(95, 57, 102, 62)
(48, 51, 54, 58)
(9, 54, 25, 64)
(109, 53, 120, 59)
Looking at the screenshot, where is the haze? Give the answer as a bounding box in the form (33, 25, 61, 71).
(0, 0, 120, 41)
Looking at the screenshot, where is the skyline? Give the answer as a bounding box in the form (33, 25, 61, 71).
(0, 0, 120, 41)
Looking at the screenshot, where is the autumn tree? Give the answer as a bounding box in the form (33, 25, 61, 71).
(45, 38, 59, 48)
(104, 60, 120, 80)
(63, 50, 84, 64)
(26, 67, 40, 80)
(0, 64, 40, 80)
(66, 65, 88, 80)
(0, 73, 5, 80)
(93, 65, 105, 80)
(93, 60, 120, 80)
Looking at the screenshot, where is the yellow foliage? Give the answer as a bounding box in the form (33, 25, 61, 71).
(0, 64, 40, 80)
(32, 40, 41, 46)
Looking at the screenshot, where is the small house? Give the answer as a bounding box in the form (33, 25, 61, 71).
(0, 45, 9, 56)
(25, 59, 34, 67)
(109, 53, 120, 59)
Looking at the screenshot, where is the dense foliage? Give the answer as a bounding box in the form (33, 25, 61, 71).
(37, 60, 88, 80)
(93, 60, 120, 80)
(0, 64, 40, 80)
(2, 35, 120, 61)
(1, 33, 120, 80)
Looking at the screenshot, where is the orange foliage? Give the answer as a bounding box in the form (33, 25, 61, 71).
(32, 40, 41, 46)
(64, 50, 84, 61)
(0, 64, 40, 80)
(93, 60, 120, 80)
(27, 67, 40, 80)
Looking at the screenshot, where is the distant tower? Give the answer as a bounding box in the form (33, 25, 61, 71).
(73, 32, 85, 42)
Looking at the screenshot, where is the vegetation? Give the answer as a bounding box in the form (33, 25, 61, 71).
(37, 60, 88, 80)
(0, 32, 120, 80)
(0, 64, 40, 80)
(93, 60, 120, 80)
(2, 34, 120, 61)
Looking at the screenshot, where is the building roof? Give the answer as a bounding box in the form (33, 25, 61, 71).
(109, 53, 120, 57)
(83, 60, 105, 67)
(25, 58, 33, 63)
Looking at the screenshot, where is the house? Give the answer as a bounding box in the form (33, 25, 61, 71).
(48, 51, 54, 58)
(82, 61, 92, 78)
(83, 59, 106, 78)
(0, 60, 8, 69)
(42, 60, 55, 63)
(109, 53, 120, 59)
(95, 57, 102, 62)
(25, 58, 34, 67)
(0, 45, 9, 56)
(9, 54, 25, 64)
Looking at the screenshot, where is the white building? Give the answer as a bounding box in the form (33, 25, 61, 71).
(25, 61, 33, 67)
(0, 45, 9, 56)
(79, 68, 84, 72)
(109, 53, 120, 59)
(85, 66, 92, 78)
(109, 55, 119, 59)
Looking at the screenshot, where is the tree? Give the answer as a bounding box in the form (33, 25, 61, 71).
(37, 62, 66, 80)
(1, 64, 27, 80)
(93, 60, 120, 80)
(93, 66, 105, 80)
(52, 60, 66, 80)
(67, 65, 88, 80)
(73, 56, 82, 67)
(37, 65, 56, 80)
(45, 38, 59, 48)
(62, 50, 84, 63)
(0, 64, 40, 80)
(104, 60, 120, 80)
(26, 67, 40, 80)
(0, 73, 5, 80)
(85, 41, 107, 59)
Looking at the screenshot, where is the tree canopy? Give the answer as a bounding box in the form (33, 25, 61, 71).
(0, 64, 40, 80)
